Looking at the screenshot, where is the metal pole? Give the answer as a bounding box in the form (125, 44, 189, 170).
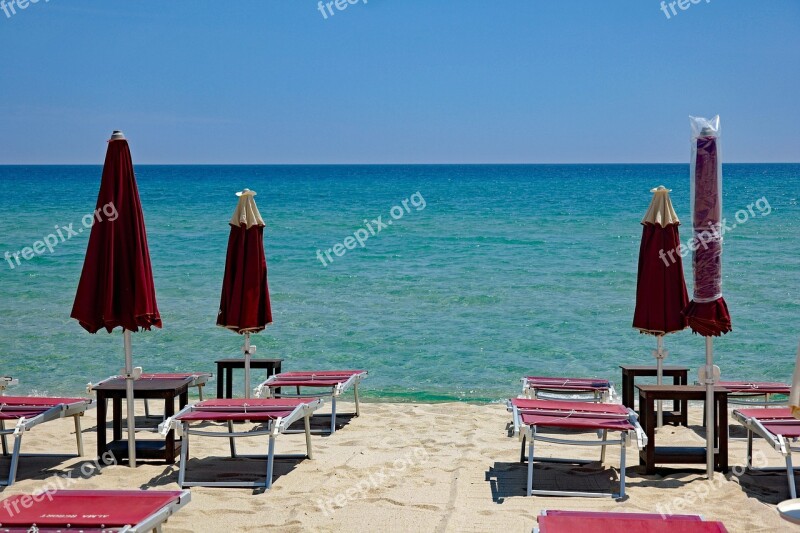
(124, 329, 137, 467)
(244, 333, 251, 399)
(705, 336, 714, 479)
(656, 335, 665, 428)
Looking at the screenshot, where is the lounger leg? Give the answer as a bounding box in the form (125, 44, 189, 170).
(198, 384, 205, 401)
(7, 434, 22, 486)
(266, 435, 276, 489)
(228, 420, 237, 458)
(787, 454, 797, 499)
(331, 395, 337, 434)
(305, 414, 313, 460)
(74, 415, 84, 456)
(178, 423, 188, 488)
(354, 384, 361, 417)
(1, 421, 7, 456)
(618, 435, 627, 500)
(527, 436, 535, 497)
(600, 429, 608, 464)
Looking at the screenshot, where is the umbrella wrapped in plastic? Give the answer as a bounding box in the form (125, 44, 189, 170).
(217, 189, 272, 398)
(633, 185, 689, 426)
(72, 131, 161, 467)
(682, 115, 731, 478)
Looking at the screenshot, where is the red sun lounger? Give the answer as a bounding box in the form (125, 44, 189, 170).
(508, 398, 647, 499)
(159, 398, 323, 489)
(719, 381, 790, 406)
(255, 370, 367, 433)
(0, 396, 95, 486)
(732, 407, 800, 498)
(534, 510, 728, 533)
(522, 376, 615, 402)
(0, 489, 190, 532)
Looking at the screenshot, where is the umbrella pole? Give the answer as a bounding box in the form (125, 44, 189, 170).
(244, 333, 251, 399)
(705, 336, 715, 479)
(124, 329, 137, 468)
(656, 335, 665, 428)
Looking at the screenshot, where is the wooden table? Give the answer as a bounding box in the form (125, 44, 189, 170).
(620, 365, 689, 426)
(637, 385, 728, 474)
(215, 358, 284, 398)
(94, 377, 190, 464)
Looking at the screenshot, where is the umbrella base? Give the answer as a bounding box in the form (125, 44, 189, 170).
(107, 439, 181, 464)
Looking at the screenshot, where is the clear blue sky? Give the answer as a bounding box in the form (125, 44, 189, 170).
(1, 0, 798, 164)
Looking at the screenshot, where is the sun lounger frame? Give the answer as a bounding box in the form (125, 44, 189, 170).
(254, 371, 367, 433)
(0, 489, 191, 532)
(509, 399, 647, 499)
(160, 398, 323, 489)
(533, 510, 729, 533)
(0, 397, 95, 486)
(732, 407, 800, 498)
(521, 376, 615, 403)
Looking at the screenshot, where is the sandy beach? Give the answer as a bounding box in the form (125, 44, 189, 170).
(1, 400, 795, 532)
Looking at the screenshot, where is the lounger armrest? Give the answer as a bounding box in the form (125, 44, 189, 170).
(627, 408, 648, 449)
(278, 398, 325, 431)
(160, 405, 194, 437)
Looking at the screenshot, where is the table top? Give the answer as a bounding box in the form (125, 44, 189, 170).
(637, 385, 729, 395)
(93, 377, 191, 393)
(215, 358, 284, 364)
(620, 365, 690, 371)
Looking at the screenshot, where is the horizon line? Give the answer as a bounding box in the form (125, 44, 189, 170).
(1, 161, 798, 166)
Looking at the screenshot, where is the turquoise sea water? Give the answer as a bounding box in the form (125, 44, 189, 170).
(0, 164, 798, 402)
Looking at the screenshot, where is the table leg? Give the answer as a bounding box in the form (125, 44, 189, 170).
(680, 373, 689, 427)
(226, 366, 233, 399)
(96, 393, 108, 459)
(672, 375, 681, 414)
(165, 395, 176, 464)
(621, 371, 632, 409)
(718, 394, 728, 472)
(112, 397, 122, 443)
(216, 364, 223, 399)
(273, 362, 282, 395)
(641, 392, 656, 474)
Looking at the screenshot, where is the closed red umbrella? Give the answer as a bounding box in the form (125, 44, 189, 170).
(633, 185, 689, 426)
(71, 131, 161, 467)
(682, 115, 731, 478)
(217, 189, 272, 398)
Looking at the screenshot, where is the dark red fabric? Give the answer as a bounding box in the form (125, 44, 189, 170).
(719, 381, 790, 394)
(524, 376, 611, 392)
(682, 299, 732, 337)
(633, 223, 689, 335)
(0, 490, 182, 527)
(71, 140, 161, 333)
(217, 224, 271, 333)
(538, 511, 728, 533)
(510, 398, 629, 414)
(683, 135, 731, 337)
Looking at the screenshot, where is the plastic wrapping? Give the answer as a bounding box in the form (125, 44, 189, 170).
(689, 115, 723, 303)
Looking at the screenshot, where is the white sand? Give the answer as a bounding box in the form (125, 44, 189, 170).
(1, 401, 796, 532)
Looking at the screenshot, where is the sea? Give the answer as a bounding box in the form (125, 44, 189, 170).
(0, 164, 798, 402)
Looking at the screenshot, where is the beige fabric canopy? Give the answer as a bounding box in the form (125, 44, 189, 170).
(229, 189, 265, 228)
(641, 185, 680, 227)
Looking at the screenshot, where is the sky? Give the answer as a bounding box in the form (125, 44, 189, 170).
(0, 0, 798, 164)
